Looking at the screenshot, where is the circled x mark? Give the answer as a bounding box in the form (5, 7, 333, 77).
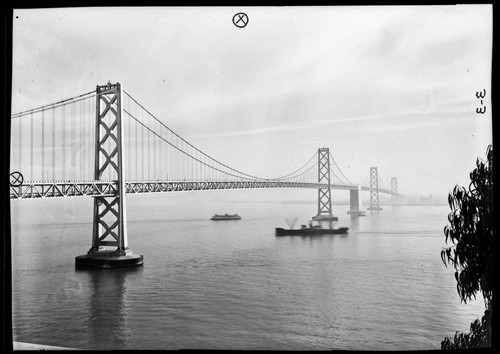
(233, 13, 248, 28)
(10, 171, 24, 187)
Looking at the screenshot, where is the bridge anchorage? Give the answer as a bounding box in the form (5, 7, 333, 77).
(75, 82, 143, 269)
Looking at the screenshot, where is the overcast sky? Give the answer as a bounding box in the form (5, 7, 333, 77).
(11, 6, 492, 197)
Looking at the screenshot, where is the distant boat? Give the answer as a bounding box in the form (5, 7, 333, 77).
(211, 213, 242, 221)
(275, 220, 348, 236)
(275, 226, 348, 236)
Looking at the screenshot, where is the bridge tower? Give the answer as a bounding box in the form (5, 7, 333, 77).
(312, 147, 338, 226)
(391, 177, 398, 201)
(76, 82, 143, 268)
(367, 166, 383, 211)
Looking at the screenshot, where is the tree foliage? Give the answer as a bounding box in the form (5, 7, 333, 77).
(440, 145, 493, 349)
(441, 316, 490, 349)
(441, 145, 493, 306)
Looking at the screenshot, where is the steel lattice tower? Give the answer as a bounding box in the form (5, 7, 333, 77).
(391, 177, 398, 201)
(312, 148, 338, 223)
(367, 166, 383, 210)
(76, 82, 143, 268)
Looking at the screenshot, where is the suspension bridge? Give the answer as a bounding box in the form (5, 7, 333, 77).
(10, 82, 398, 268)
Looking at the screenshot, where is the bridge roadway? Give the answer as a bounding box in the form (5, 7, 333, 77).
(10, 180, 396, 200)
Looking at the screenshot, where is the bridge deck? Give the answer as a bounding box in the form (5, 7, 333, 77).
(10, 180, 396, 200)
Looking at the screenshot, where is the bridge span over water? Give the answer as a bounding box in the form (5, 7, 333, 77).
(10, 82, 399, 268)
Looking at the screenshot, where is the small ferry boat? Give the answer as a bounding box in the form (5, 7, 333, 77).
(211, 213, 242, 221)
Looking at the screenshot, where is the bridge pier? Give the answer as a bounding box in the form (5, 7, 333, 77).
(75, 82, 143, 269)
(347, 185, 366, 216)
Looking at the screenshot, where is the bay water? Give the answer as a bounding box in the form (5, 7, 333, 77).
(10, 189, 485, 350)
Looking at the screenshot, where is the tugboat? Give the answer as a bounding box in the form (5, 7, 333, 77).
(211, 213, 242, 221)
(275, 219, 348, 236)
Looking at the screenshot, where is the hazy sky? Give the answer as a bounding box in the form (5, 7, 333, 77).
(11, 6, 492, 197)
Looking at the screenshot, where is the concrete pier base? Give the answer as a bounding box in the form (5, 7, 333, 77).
(367, 207, 383, 211)
(75, 249, 143, 269)
(312, 214, 338, 222)
(311, 214, 338, 229)
(348, 186, 365, 216)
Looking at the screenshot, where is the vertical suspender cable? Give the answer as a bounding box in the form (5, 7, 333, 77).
(147, 118, 152, 181)
(135, 102, 138, 181)
(133, 106, 137, 179)
(167, 130, 170, 180)
(90, 97, 93, 181)
(169, 131, 172, 180)
(18, 116, 22, 173)
(52, 107, 56, 180)
(71, 102, 75, 180)
(86, 99, 89, 180)
(127, 97, 131, 181)
(159, 126, 162, 180)
(80, 100, 84, 180)
(76, 100, 80, 180)
(172, 134, 175, 180)
(176, 135, 179, 180)
(146, 113, 149, 180)
(175, 133, 178, 180)
(62, 105, 66, 180)
(84, 99, 88, 180)
(160, 125, 163, 180)
(183, 141, 186, 180)
(173, 134, 176, 180)
(78, 101, 82, 180)
(141, 109, 144, 181)
(177, 135, 179, 180)
(86, 98, 89, 180)
(83, 100, 86, 181)
(181, 139, 184, 180)
(41, 110, 45, 180)
(30, 112, 33, 181)
(153, 117, 156, 180)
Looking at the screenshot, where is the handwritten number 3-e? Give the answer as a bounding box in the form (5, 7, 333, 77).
(476, 89, 486, 99)
(476, 106, 486, 114)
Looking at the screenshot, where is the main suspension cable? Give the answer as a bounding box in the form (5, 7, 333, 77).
(12, 90, 96, 119)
